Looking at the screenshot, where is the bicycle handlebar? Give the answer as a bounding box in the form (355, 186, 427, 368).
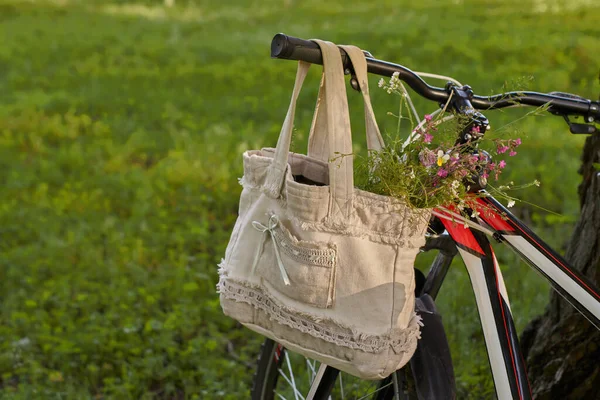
(271, 33, 600, 123)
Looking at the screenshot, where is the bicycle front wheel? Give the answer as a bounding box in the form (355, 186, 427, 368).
(251, 338, 414, 400)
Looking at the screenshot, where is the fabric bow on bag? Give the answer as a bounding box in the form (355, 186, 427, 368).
(251, 215, 290, 286)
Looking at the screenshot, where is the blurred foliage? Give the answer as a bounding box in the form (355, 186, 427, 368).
(0, 0, 598, 398)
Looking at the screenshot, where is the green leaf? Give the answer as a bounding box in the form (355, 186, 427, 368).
(183, 282, 199, 292)
(25, 300, 37, 308)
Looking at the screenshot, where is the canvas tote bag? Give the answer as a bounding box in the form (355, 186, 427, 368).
(218, 40, 431, 380)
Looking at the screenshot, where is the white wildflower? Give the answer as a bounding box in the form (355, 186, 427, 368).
(389, 71, 401, 91)
(378, 78, 386, 88)
(471, 210, 480, 218)
(507, 200, 515, 208)
(436, 150, 450, 166)
(533, 180, 541, 187)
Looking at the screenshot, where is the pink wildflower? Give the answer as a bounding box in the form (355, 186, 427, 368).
(509, 150, 517, 156)
(482, 171, 489, 180)
(423, 133, 433, 143)
(424, 114, 433, 121)
(514, 138, 522, 146)
(437, 168, 448, 178)
(497, 145, 509, 154)
(419, 149, 437, 167)
(498, 160, 506, 168)
(472, 126, 481, 133)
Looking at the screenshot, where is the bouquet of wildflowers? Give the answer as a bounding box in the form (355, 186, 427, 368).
(356, 72, 540, 215)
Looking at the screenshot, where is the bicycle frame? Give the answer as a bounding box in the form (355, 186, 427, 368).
(437, 192, 600, 400)
(268, 33, 600, 400)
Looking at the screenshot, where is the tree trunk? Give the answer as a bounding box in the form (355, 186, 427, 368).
(520, 134, 600, 399)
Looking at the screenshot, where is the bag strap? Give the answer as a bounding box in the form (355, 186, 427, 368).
(316, 39, 354, 222)
(341, 44, 385, 151)
(263, 61, 312, 198)
(307, 44, 385, 162)
(264, 40, 354, 223)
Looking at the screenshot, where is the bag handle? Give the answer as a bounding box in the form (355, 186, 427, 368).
(307, 44, 385, 162)
(263, 60, 312, 197)
(341, 45, 385, 151)
(264, 40, 355, 223)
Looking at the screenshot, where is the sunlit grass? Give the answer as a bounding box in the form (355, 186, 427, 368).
(0, 0, 598, 398)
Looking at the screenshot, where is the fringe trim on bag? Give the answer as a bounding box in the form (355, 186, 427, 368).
(217, 274, 422, 355)
(289, 215, 428, 248)
(238, 176, 288, 211)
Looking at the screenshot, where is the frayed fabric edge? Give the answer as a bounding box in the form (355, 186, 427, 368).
(289, 215, 428, 248)
(217, 275, 421, 355)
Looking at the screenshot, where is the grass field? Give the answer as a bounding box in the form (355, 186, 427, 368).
(0, 0, 599, 398)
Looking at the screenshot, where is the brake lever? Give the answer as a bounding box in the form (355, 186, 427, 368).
(562, 115, 598, 134)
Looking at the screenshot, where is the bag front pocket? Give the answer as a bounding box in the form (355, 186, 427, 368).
(253, 215, 336, 309)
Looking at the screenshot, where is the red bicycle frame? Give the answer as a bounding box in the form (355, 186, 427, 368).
(437, 193, 600, 400)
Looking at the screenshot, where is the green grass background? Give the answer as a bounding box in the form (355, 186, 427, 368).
(0, 0, 598, 398)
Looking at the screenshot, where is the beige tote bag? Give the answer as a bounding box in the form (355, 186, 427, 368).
(218, 40, 430, 380)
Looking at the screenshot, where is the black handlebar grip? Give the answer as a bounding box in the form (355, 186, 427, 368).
(271, 33, 352, 69)
(271, 34, 317, 60)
